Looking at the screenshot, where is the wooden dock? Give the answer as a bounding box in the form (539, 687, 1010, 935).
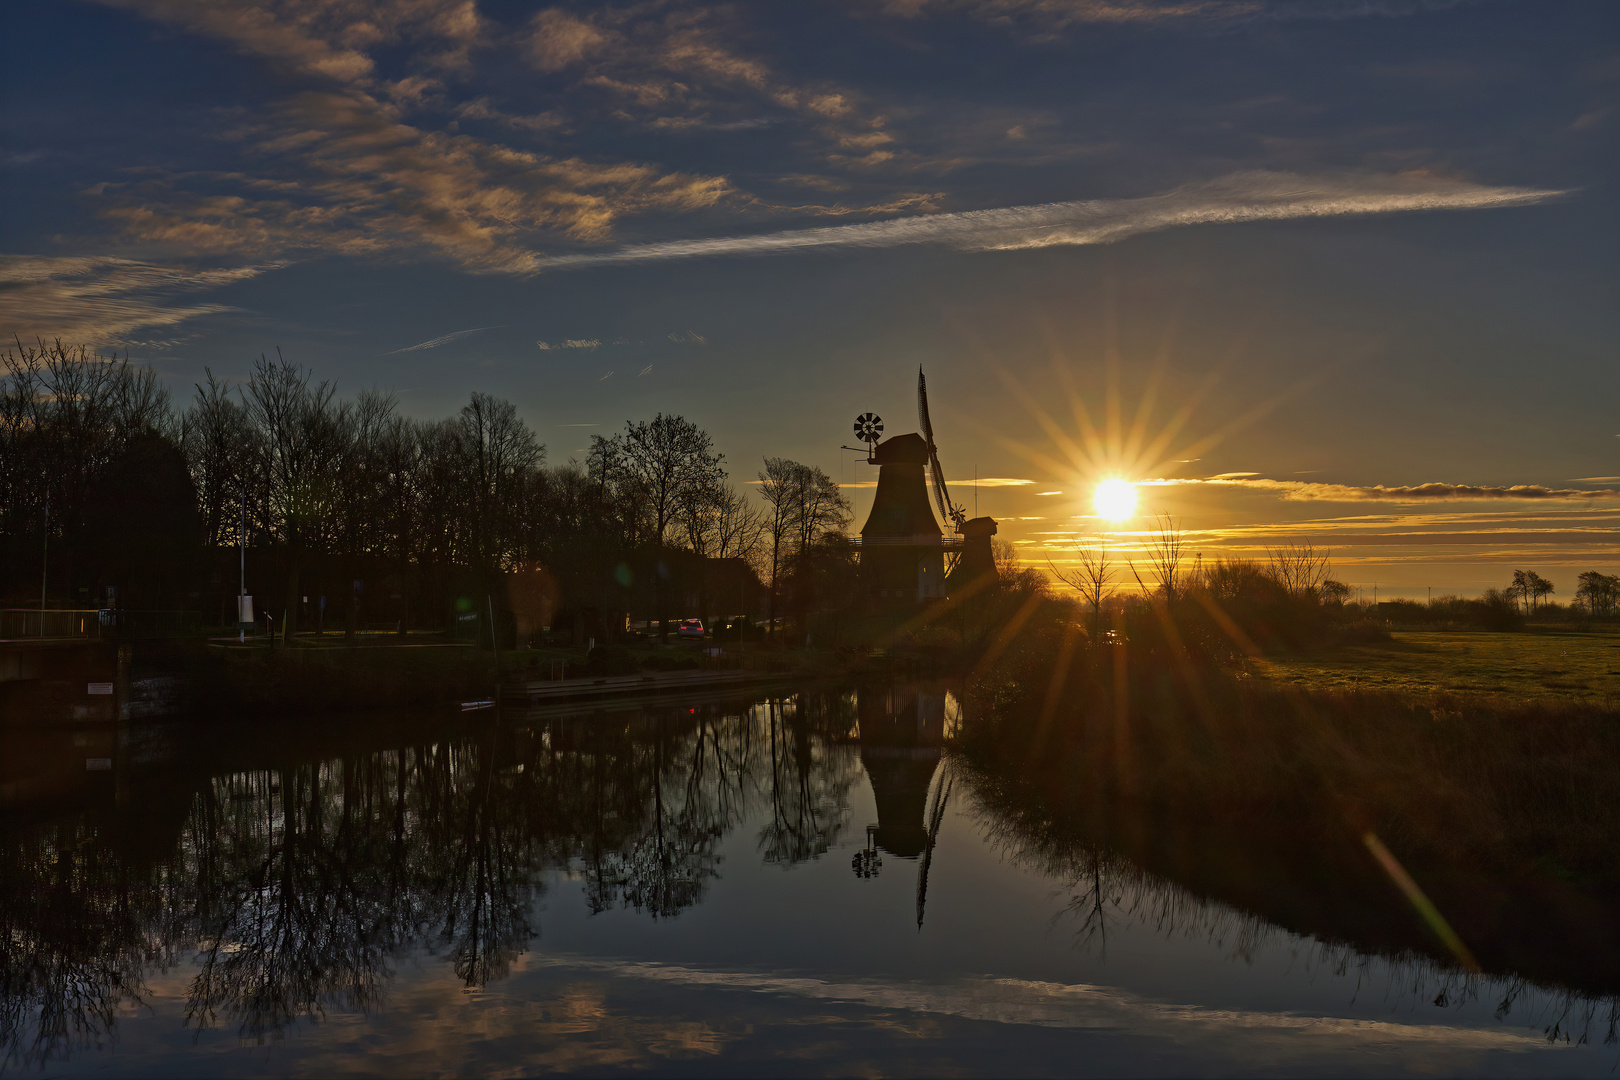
(498, 667, 790, 706)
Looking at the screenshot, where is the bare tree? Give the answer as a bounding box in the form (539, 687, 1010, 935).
(676, 476, 726, 557)
(1510, 569, 1532, 615)
(758, 457, 801, 644)
(181, 369, 254, 550)
(787, 463, 852, 639)
(1131, 513, 1189, 608)
(1051, 545, 1112, 639)
(712, 485, 765, 563)
(1528, 571, 1555, 615)
(240, 354, 354, 637)
(2, 341, 178, 604)
(1575, 571, 1618, 617)
(1267, 542, 1331, 602)
(755, 458, 849, 643)
(458, 392, 544, 575)
(791, 464, 851, 555)
(620, 414, 724, 640)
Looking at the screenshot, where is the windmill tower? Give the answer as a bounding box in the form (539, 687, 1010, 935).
(852, 368, 998, 607)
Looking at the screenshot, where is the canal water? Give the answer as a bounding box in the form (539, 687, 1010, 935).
(3, 684, 1615, 1077)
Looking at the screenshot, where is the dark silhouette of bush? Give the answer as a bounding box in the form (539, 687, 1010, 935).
(584, 644, 640, 676)
(1474, 588, 1523, 631)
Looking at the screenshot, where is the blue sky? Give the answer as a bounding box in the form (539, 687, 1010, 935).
(2, 0, 1617, 594)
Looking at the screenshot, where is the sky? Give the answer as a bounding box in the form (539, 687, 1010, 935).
(2, 0, 1617, 598)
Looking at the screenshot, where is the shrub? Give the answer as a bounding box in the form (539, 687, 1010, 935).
(584, 644, 639, 676)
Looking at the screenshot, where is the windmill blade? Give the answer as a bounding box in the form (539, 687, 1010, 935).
(917, 367, 966, 529)
(915, 767, 953, 929)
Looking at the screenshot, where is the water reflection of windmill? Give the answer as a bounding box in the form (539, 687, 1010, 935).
(854, 681, 954, 926)
(849, 368, 998, 607)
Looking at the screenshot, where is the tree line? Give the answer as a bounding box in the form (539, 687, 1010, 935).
(1514, 568, 1620, 619)
(1050, 519, 1619, 648)
(1, 341, 850, 640)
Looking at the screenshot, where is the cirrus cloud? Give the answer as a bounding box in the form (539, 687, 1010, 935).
(539, 171, 1563, 270)
(0, 255, 269, 343)
(1148, 476, 1620, 501)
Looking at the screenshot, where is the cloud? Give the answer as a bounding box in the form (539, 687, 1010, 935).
(98, 86, 739, 274)
(87, 4, 741, 274)
(520, 7, 893, 160)
(532, 956, 1546, 1054)
(383, 325, 500, 353)
(877, 0, 1263, 23)
(875, 0, 1485, 27)
(537, 339, 601, 351)
(1153, 477, 1620, 501)
(93, 0, 485, 81)
(0, 255, 267, 342)
(539, 171, 1563, 269)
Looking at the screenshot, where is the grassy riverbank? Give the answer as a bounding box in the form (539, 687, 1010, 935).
(1252, 628, 1620, 704)
(953, 611, 1620, 993)
(178, 634, 851, 713)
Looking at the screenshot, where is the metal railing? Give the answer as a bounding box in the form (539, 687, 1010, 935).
(0, 608, 200, 641)
(845, 535, 965, 550)
(0, 608, 104, 641)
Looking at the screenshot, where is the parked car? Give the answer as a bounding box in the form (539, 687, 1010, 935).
(677, 619, 706, 639)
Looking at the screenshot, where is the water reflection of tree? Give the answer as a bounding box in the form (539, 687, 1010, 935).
(180, 734, 546, 1037)
(2, 693, 867, 1056)
(759, 698, 856, 867)
(425, 733, 538, 987)
(589, 715, 730, 919)
(0, 819, 172, 1069)
(185, 761, 422, 1039)
(958, 755, 1620, 1047)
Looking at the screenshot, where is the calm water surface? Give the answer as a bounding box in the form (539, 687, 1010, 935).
(4, 683, 1615, 1077)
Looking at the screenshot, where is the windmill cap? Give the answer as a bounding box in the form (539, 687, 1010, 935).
(871, 432, 929, 465)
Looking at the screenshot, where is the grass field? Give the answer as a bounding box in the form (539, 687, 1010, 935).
(1252, 628, 1620, 704)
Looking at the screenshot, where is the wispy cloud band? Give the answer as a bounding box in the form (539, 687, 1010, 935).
(1153, 477, 1620, 501)
(0, 255, 268, 344)
(542, 171, 1562, 270)
(384, 326, 501, 354)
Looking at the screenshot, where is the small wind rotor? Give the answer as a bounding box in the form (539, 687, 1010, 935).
(853, 412, 883, 444)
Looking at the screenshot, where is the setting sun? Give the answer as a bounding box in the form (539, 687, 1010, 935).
(1093, 478, 1138, 522)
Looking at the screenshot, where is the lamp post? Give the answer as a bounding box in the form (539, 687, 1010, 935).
(39, 490, 48, 637)
(239, 486, 247, 644)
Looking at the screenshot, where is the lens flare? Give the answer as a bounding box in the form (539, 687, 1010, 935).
(1093, 478, 1137, 522)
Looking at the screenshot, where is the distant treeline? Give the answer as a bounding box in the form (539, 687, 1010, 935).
(1052, 519, 1618, 657)
(0, 342, 852, 639)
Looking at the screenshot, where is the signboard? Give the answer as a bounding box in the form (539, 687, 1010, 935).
(87, 682, 114, 695)
(237, 595, 254, 624)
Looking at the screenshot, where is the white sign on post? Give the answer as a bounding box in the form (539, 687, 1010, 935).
(237, 595, 254, 624)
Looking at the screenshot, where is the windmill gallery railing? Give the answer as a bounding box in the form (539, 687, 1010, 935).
(843, 535, 965, 551)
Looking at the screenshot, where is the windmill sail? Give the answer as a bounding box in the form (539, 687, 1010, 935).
(917, 367, 966, 530)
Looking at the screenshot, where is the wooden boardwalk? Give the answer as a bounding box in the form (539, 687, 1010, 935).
(498, 667, 788, 706)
